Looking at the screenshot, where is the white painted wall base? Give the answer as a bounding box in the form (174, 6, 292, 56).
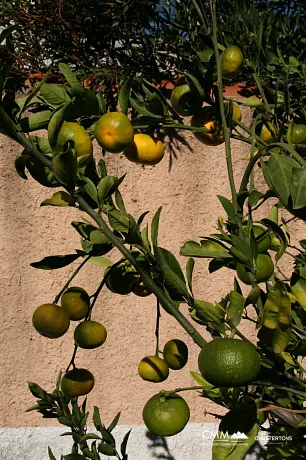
(0, 424, 267, 460)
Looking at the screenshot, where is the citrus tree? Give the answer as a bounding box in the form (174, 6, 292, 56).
(1, 0, 306, 459)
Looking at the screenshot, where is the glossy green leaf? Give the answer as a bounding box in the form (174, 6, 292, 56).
(272, 325, 292, 354)
(263, 286, 291, 329)
(226, 291, 245, 327)
(180, 239, 231, 258)
(48, 102, 72, 149)
(151, 206, 162, 246)
(40, 83, 71, 106)
(186, 258, 194, 294)
(41, 191, 75, 207)
(154, 246, 189, 297)
(19, 109, 53, 132)
(79, 175, 99, 204)
(130, 97, 163, 119)
(97, 175, 125, 204)
(58, 63, 82, 92)
(245, 285, 261, 306)
(267, 152, 300, 205)
(108, 209, 129, 233)
(217, 195, 236, 220)
(120, 429, 131, 457)
(52, 143, 77, 190)
(119, 77, 133, 115)
(290, 167, 306, 209)
(193, 299, 226, 332)
(291, 274, 306, 311)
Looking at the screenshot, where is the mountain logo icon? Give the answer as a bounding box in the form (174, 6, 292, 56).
(230, 432, 248, 439)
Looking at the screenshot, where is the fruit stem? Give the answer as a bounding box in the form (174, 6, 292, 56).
(66, 344, 78, 372)
(54, 255, 92, 304)
(155, 299, 161, 357)
(161, 386, 205, 397)
(210, 0, 239, 223)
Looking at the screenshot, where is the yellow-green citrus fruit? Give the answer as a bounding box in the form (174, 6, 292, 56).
(61, 368, 95, 397)
(143, 393, 190, 436)
(138, 355, 169, 383)
(132, 280, 152, 297)
(61, 287, 90, 321)
(286, 124, 306, 144)
(94, 112, 134, 153)
(198, 338, 261, 387)
(105, 265, 137, 295)
(55, 122, 93, 165)
(259, 122, 276, 143)
(236, 254, 274, 285)
(163, 339, 188, 370)
(124, 133, 165, 166)
(74, 320, 107, 349)
(170, 83, 202, 116)
(32, 303, 70, 338)
(242, 225, 271, 253)
(221, 45, 243, 80)
(190, 107, 225, 146)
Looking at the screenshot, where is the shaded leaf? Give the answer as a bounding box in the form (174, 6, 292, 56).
(30, 254, 80, 269)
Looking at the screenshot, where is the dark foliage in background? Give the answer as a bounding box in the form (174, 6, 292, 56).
(0, 0, 305, 86)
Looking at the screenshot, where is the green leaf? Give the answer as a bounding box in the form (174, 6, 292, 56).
(97, 175, 125, 204)
(48, 102, 72, 150)
(108, 209, 129, 233)
(183, 72, 205, 100)
(261, 218, 287, 262)
(154, 246, 189, 297)
(231, 234, 253, 263)
(58, 63, 82, 93)
(130, 97, 163, 119)
(52, 143, 77, 190)
(15, 154, 29, 179)
(41, 191, 75, 207)
(186, 258, 195, 294)
(197, 49, 214, 63)
(40, 83, 71, 106)
(190, 371, 214, 388)
(193, 299, 226, 333)
(272, 325, 292, 354)
(180, 239, 231, 259)
(290, 167, 306, 209)
(18, 72, 51, 115)
(79, 434, 101, 442)
(217, 195, 236, 220)
(248, 190, 265, 207)
(79, 175, 99, 204)
(48, 447, 57, 460)
(72, 222, 109, 245)
(98, 443, 116, 456)
(121, 429, 131, 457)
(263, 285, 291, 330)
(0, 105, 19, 141)
(151, 206, 162, 246)
(245, 285, 261, 306)
(119, 77, 133, 115)
(93, 406, 102, 431)
(87, 256, 112, 267)
(108, 412, 121, 432)
(30, 254, 80, 269)
(226, 291, 245, 327)
(267, 152, 300, 205)
(115, 189, 127, 215)
(19, 109, 53, 132)
(28, 382, 48, 399)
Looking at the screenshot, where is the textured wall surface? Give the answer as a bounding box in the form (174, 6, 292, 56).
(0, 106, 303, 442)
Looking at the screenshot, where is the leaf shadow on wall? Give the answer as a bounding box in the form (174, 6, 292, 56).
(146, 431, 176, 460)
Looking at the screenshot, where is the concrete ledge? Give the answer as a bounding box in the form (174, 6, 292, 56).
(0, 423, 267, 460)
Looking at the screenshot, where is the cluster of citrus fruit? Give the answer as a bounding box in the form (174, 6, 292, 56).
(141, 337, 261, 437)
(105, 260, 152, 297)
(138, 339, 189, 383)
(170, 45, 244, 146)
(94, 112, 164, 165)
(55, 114, 164, 168)
(32, 286, 107, 398)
